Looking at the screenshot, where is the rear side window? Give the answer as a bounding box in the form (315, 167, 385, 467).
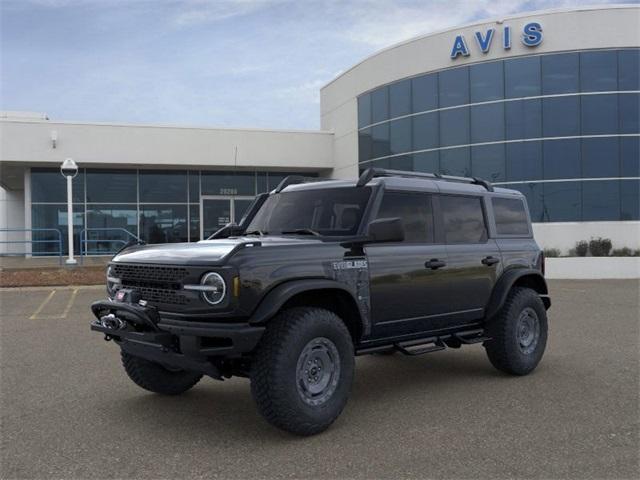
(376, 191, 434, 243)
(440, 195, 487, 244)
(492, 197, 530, 235)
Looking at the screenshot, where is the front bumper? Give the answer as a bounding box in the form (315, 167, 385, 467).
(90, 300, 265, 378)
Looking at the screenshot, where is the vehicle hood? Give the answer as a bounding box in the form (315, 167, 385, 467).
(111, 236, 326, 266)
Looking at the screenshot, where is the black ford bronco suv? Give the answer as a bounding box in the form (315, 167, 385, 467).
(91, 168, 551, 436)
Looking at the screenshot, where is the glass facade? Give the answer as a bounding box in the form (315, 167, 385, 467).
(357, 48, 640, 222)
(31, 168, 315, 254)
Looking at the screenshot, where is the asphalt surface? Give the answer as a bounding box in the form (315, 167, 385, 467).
(1, 280, 638, 479)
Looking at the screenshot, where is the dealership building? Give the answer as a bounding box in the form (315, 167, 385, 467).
(1, 5, 638, 257)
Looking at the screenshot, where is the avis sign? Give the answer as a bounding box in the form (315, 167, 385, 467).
(450, 22, 543, 59)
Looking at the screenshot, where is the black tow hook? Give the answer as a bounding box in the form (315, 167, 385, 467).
(100, 313, 127, 330)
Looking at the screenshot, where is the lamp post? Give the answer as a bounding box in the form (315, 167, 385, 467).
(60, 158, 78, 265)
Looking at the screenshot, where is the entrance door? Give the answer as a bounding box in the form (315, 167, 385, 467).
(200, 196, 254, 239)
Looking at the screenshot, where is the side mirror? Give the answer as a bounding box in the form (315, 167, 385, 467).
(366, 217, 404, 243)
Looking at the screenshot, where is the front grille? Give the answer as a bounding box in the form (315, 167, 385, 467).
(112, 264, 189, 283)
(113, 264, 192, 306)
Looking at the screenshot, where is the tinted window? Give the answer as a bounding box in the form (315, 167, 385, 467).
(505, 99, 542, 140)
(189, 205, 200, 242)
(470, 61, 504, 102)
(440, 195, 487, 244)
(139, 171, 187, 203)
(389, 117, 411, 155)
(619, 92, 639, 134)
(581, 94, 618, 135)
(440, 147, 471, 177)
(581, 51, 617, 92)
(543, 139, 581, 179)
(582, 137, 619, 178)
(471, 144, 505, 182)
(492, 198, 530, 235)
(139, 205, 188, 243)
(541, 53, 579, 94)
(201, 172, 255, 196)
(582, 180, 619, 221)
(621, 179, 640, 220)
(188, 171, 200, 202)
(510, 183, 543, 222)
(376, 192, 434, 243)
(31, 204, 84, 255)
(505, 56, 541, 98)
(412, 112, 439, 151)
(471, 103, 504, 143)
(413, 151, 439, 174)
(618, 49, 640, 90)
(371, 123, 390, 158)
(31, 168, 84, 203)
(543, 182, 581, 221)
(412, 74, 438, 112)
(542, 96, 580, 137)
(506, 141, 543, 181)
(371, 87, 389, 123)
(86, 205, 138, 253)
(621, 137, 640, 177)
(389, 79, 411, 118)
(439, 67, 469, 107)
(359, 129, 373, 162)
(86, 169, 136, 203)
(388, 155, 413, 171)
(358, 94, 372, 128)
(440, 108, 469, 147)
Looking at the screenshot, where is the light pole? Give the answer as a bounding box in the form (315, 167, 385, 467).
(60, 158, 78, 265)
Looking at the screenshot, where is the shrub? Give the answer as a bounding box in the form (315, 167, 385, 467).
(544, 248, 561, 258)
(589, 237, 612, 257)
(574, 240, 589, 257)
(612, 247, 640, 257)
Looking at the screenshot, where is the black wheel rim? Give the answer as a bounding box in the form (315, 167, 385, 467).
(296, 337, 341, 406)
(516, 307, 540, 355)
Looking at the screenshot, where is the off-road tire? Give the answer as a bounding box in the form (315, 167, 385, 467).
(121, 352, 202, 395)
(250, 307, 355, 436)
(484, 287, 548, 375)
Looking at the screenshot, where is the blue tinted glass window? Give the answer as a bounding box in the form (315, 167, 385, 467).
(581, 51, 617, 92)
(582, 137, 619, 178)
(412, 74, 438, 112)
(583, 180, 619, 221)
(506, 142, 543, 181)
(581, 94, 619, 135)
(505, 56, 541, 98)
(471, 103, 504, 143)
(86, 204, 137, 253)
(188, 171, 200, 202)
(541, 53, 579, 94)
(359, 128, 373, 162)
(619, 92, 639, 134)
(31, 204, 84, 255)
(619, 49, 640, 90)
(31, 168, 85, 203)
(621, 179, 640, 220)
(440, 147, 471, 177)
(388, 155, 413, 171)
(582, 137, 620, 178)
(140, 171, 187, 203)
(413, 151, 439, 174)
(471, 144, 505, 182)
(440, 108, 469, 147)
(542, 96, 580, 137)
(412, 112, 438, 151)
(201, 172, 255, 196)
(505, 99, 542, 140)
(510, 183, 543, 222)
(256, 172, 267, 194)
(389, 117, 412, 155)
(543, 182, 581, 222)
(371, 123, 390, 158)
(543, 139, 581, 179)
(439, 67, 469, 107)
(389, 79, 411, 118)
(140, 205, 188, 243)
(621, 137, 640, 177)
(358, 94, 372, 128)
(470, 61, 504, 102)
(371, 87, 389, 123)
(86, 169, 136, 203)
(190, 205, 200, 242)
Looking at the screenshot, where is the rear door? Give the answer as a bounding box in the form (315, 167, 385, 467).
(437, 194, 502, 320)
(366, 191, 450, 339)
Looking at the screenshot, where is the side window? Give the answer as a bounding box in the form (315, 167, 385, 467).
(376, 192, 434, 243)
(440, 195, 487, 244)
(492, 197, 530, 235)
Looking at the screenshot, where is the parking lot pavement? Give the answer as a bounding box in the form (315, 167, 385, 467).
(1, 280, 638, 479)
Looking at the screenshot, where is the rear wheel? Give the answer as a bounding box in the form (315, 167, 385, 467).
(484, 287, 548, 375)
(250, 307, 354, 436)
(121, 352, 202, 395)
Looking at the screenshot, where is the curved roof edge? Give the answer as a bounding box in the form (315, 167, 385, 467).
(320, 4, 639, 92)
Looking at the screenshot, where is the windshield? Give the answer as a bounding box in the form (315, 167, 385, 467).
(246, 187, 371, 237)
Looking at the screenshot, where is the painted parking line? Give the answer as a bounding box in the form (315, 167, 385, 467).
(29, 290, 57, 320)
(29, 288, 79, 320)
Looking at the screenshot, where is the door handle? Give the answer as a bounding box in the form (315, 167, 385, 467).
(425, 259, 446, 270)
(482, 256, 500, 266)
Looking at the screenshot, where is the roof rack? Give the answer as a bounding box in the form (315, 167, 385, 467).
(274, 175, 306, 193)
(356, 168, 494, 192)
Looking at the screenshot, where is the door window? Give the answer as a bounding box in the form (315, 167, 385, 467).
(375, 192, 434, 243)
(440, 195, 487, 244)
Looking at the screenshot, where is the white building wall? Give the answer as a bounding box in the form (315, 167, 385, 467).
(0, 186, 26, 254)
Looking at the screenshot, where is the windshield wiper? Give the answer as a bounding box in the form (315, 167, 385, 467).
(245, 229, 267, 236)
(281, 228, 321, 236)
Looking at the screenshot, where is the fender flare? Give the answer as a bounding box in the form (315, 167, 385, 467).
(485, 269, 550, 320)
(248, 279, 364, 327)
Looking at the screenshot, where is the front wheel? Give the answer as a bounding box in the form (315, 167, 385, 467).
(250, 307, 354, 436)
(484, 287, 548, 376)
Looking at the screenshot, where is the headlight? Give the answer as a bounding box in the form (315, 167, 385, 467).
(106, 265, 121, 297)
(199, 272, 226, 305)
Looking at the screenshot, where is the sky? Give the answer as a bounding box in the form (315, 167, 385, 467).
(0, 0, 632, 130)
